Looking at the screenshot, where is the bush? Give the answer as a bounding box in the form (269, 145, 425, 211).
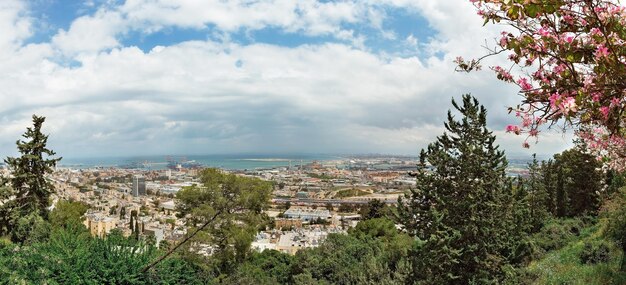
(602, 187, 626, 271)
(579, 241, 611, 264)
(532, 218, 586, 252)
(11, 212, 51, 244)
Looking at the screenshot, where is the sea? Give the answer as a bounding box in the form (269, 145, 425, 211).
(57, 154, 532, 173)
(59, 154, 347, 170)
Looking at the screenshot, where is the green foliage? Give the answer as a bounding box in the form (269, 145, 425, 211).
(0, 115, 61, 242)
(10, 212, 51, 245)
(603, 187, 626, 271)
(525, 218, 626, 285)
(399, 95, 518, 283)
(224, 250, 295, 284)
(580, 241, 611, 265)
(552, 146, 604, 217)
(307, 173, 334, 180)
(333, 188, 369, 198)
(221, 217, 412, 284)
(49, 200, 89, 228)
(292, 233, 411, 284)
(358, 199, 388, 220)
(175, 168, 273, 275)
(0, 224, 209, 284)
(523, 154, 551, 231)
(532, 218, 587, 253)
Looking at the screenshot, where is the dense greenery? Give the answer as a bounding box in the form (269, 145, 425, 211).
(398, 95, 520, 283)
(0, 115, 61, 243)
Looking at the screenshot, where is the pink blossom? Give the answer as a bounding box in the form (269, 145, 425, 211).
(611, 97, 621, 106)
(493, 66, 513, 81)
(506, 125, 521, 135)
(537, 27, 551, 37)
(560, 97, 578, 113)
(592, 93, 602, 102)
(595, 45, 610, 58)
(600, 106, 610, 120)
(590, 28, 602, 36)
(517, 77, 533, 91)
(549, 92, 561, 107)
(499, 36, 508, 47)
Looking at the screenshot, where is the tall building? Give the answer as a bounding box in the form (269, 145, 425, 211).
(132, 175, 146, 197)
(83, 214, 117, 238)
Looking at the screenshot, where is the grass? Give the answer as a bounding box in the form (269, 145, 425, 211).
(333, 188, 370, 198)
(525, 219, 626, 285)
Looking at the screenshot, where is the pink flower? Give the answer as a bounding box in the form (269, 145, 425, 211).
(592, 93, 602, 102)
(611, 97, 621, 106)
(493, 66, 513, 81)
(522, 142, 530, 148)
(506, 125, 521, 135)
(549, 92, 561, 109)
(590, 28, 602, 36)
(517, 77, 533, 91)
(564, 35, 574, 43)
(522, 116, 532, 127)
(595, 45, 610, 58)
(560, 97, 578, 113)
(599, 106, 610, 120)
(537, 27, 551, 37)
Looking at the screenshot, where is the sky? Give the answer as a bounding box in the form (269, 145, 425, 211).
(0, 0, 573, 159)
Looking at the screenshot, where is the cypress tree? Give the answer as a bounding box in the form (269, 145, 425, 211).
(130, 214, 135, 231)
(525, 154, 550, 231)
(0, 115, 61, 238)
(399, 95, 516, 283)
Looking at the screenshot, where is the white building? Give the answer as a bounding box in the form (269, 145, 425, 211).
(284, 207, 331, 222)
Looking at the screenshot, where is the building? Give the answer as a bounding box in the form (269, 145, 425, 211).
(144, 227, 165, 247)
(84, 214, 117, 238)
(284, 207, 332, 222)
(132, 175, 146, 197)
(275, 218, 303, 230)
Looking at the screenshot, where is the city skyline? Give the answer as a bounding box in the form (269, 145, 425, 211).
(0, 0, 572, 158)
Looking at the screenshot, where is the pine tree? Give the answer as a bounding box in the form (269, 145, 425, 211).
(0, 115, 61, 238)
(525, 154, 550, 231)
(553, 145, 603, 217)
(130, 213, 135, 231)
(541, 159, 557, 215)
(399, 95, 516, 283)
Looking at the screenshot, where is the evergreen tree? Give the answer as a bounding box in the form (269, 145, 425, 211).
(130, 214, 135, 231)
(525, 154, 550, 231)
(359, 199, 386, 220)
(549, 145, 603, 217)
(0, 115, 60, 239)
(399, 95, 516, 283)
(541, 159, 557, 216)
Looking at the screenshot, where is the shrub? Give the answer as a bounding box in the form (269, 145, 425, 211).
(532, 218, 585, 252)
(579, 241, 611, 265)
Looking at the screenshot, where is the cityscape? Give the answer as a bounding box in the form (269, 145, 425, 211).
(13, 155, 530, 257)
(0, 0, 625, 283)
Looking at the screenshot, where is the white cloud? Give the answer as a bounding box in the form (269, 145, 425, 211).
(0, 0, 571, 158)
(52, 10, 125, 55)
(0, 0, 31, 57)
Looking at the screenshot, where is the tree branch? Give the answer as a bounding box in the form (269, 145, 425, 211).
(141, 209, 223, 273)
